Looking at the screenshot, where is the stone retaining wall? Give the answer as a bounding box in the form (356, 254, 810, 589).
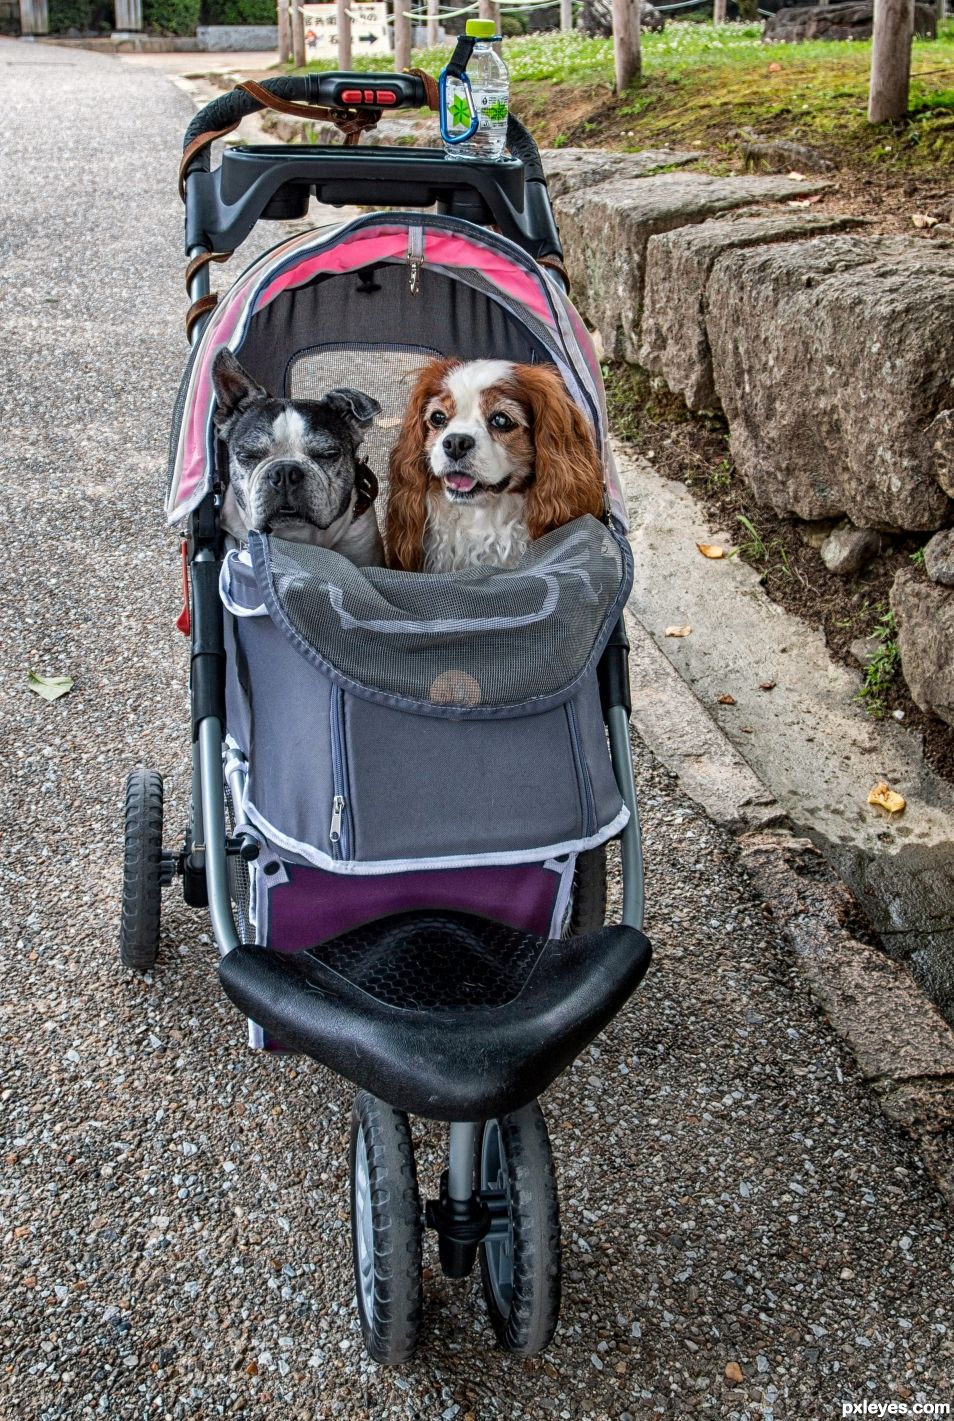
(546, 149, 954, 727)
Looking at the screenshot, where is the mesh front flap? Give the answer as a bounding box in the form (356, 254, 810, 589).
(251, 517, 631, 716)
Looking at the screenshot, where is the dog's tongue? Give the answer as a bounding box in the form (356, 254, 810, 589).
(445, 472, 477, 493)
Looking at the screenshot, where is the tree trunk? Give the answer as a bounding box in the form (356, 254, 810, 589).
(936, 0, 945, 22)
(560, 0, 573, 28)
(278, 0, 290, 63)
(868, 0, 914, 122)
(393, 0, 411, 69)
(426, 0, 439, 47)
(337, 0, 352, 66)
(612, 0, 640, 91)
(713, 0, 727, 22)
(292, 0, 306, 67)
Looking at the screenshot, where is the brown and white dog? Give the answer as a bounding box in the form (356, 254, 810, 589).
(386, 358, 605, 573)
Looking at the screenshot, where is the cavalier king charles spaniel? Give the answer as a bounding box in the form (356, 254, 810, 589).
(386, 357, 605, 573)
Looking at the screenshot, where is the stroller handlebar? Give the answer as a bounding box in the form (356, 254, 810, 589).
(180, 76, 564, 278)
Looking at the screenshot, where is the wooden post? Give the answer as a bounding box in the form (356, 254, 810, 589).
(426, 0, 438, 45)
(712, 0, 727, 22)
(868, 0, 914, 122)
(291, 0, 306, 65)
(936, 0, 944, 22)
(612, 0, 639, 91)
(393, 0, 411, 67)
(278, 0, 290, 62)
(337, 0, 353, 64)
(560, 0, 573, 27)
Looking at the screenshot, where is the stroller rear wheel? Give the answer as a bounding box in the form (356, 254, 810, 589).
(476, 1100, 561, 1356)
(567, 845, 607, 936)
(119, 768, 164, 971)
(349, 1091, 424, 1365)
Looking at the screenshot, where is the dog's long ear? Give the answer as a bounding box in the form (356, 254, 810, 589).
(517, 364, 605, 540)
(386, 359, 457, 572)
(211, 349, 268, 429)
(324, 388, 382, 442)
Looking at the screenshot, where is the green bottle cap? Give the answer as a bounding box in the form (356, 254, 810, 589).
(465, 18, 496, 36)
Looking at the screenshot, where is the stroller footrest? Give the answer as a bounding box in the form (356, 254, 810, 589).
(219, 910, 652, 1121)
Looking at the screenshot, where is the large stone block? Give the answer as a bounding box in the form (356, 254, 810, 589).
(891, 566, 954, 726)
(639, 212, 866, 411)
(706, 235, 954, 529)
(554, 172, 828, 363)
(541, 147, 699, 200)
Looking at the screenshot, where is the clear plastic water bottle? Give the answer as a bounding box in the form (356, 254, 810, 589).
(442, 18, 509, 162)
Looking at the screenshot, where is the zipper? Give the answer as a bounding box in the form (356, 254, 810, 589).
(566, 700, 596, 837)
(329, 687, 352, 859)
(406, 225, 425, 295)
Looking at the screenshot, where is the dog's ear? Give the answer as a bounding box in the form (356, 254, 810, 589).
(211, 349, 268, 429)
(386, 359, 458, 572)
(323, 387, 382, 440)
(516, 364, 605, 540)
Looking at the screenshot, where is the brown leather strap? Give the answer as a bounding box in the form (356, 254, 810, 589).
(237, 78, 338, 124)
(538, 253, 570, 293)
(185, 293, 219, 340)
(237, 79, 381, 143)
(352, 462, 379, 521)
(405, 66, 439, 111)
(179, 121, 240, 199)
(185, 250, 231, 292)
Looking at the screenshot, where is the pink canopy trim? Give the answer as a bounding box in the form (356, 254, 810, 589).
(166, 219, 598, 525)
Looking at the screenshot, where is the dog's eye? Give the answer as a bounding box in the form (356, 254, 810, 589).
(428, 410, 448, 428)
(490, 412, 515, 431)
(238, 444, 270, 463)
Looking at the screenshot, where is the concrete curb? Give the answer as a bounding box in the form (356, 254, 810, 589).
(620, 465, 954, 1204)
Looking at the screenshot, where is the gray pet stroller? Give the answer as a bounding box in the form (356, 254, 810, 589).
(119, 71, 652, 1363)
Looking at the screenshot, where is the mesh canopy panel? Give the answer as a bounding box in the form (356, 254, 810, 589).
(251, 516, 631, 716)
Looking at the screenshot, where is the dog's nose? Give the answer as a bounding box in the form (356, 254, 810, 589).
(266, 461, 305, 492)
(442, 432, 476, 462)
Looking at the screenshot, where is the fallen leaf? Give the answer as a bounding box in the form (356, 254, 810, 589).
(759, 680, 776, 691)
(27, 670, 73, 702)
(725, 1361, 745, 1384)
(787, 170, 808, 180)
(245, 1361, 259, 1377)
(665, 625, 692, 638)
(697, 542, 725, 559)
(717, 693, 736, 705)
(767, 61, 782, 72)
(867, 782, 906, 814)
(741, 725, 754, 733)
(787, 195, 823, 208)
(911, 212, 939, 229)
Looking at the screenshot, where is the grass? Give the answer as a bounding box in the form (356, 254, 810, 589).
(857, 607, 901, 718)
(292, 20, 954, 173)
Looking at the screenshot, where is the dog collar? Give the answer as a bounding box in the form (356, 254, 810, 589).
(352, 461, 379, 522)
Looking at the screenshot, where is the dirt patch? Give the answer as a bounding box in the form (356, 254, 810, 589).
(604, 362, 954, 780)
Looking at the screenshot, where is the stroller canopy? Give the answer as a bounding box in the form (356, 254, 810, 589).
(165, 212, 624, 527)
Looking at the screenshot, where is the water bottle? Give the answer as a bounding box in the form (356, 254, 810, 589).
(442, 18, 509, 162)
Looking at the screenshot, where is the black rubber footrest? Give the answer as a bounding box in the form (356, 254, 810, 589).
(219, 910, 652, 1121)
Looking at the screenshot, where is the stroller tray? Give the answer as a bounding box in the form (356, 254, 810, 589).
(219, 910, 652, 1121)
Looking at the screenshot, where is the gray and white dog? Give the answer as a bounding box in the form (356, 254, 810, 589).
(211, 348, 384, 567)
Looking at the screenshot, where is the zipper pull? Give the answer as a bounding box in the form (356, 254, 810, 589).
(330, 795, 345, 844)
(407, 226, 424, 295)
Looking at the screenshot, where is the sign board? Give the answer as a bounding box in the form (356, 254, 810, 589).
(303, 2, 392, 59)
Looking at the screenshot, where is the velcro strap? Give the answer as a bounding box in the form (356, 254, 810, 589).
(444, 33, 476, 81)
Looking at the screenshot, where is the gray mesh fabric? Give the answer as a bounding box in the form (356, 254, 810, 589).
(249, 517, 631, 718)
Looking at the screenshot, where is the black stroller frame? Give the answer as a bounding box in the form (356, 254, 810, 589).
(121, 73, 652, 1364)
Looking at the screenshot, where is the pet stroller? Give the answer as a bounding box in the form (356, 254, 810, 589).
(120, 71, 652, 1363)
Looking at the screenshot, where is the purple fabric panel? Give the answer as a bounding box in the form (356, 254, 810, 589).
(265, 863, 560, 952)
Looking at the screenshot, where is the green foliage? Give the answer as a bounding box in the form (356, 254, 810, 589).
(910, 547, 926, 568)
(857, 608, 900, 719)
(735, 513, 790, 575)
(144, 0, 199, 31)
(48, 0, 94, 31)
(202, 0, 274, 23)
(500, 11, 527, 36)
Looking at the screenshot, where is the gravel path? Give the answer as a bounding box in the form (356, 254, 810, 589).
(2, 39, 952, 1421)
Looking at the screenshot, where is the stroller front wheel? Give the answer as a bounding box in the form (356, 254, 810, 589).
(119, 768, 164, 971)
(349, 1091, 423, 1365)
(477, 1101, 561, 1356)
